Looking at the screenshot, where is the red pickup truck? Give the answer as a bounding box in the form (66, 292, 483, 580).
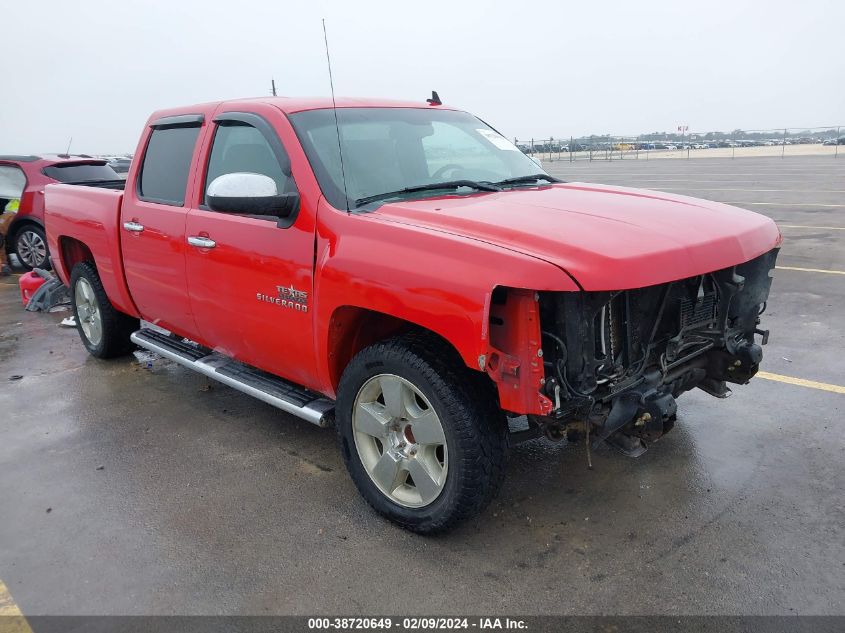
(44, 96, 781, 533)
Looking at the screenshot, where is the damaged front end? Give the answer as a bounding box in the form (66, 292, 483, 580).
(530, 248, 779, 456)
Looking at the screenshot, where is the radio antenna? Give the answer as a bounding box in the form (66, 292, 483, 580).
(322, 19, 350, 212)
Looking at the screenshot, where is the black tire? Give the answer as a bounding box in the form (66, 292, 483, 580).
(13, 224, 51, 271)
(336, 332, 508, 534)
(70, 261, 138, 358)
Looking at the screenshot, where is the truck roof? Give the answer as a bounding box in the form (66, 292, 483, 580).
(147, 96, 459, 122)
(266, 96, 457, 113)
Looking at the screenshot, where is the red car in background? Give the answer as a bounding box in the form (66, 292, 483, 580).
(0, 154, 122, 270)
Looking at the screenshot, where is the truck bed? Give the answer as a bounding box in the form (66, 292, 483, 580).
(44, 182, 137, 316)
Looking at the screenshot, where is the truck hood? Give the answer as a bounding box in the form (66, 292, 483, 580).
(370, 183, 782, 290)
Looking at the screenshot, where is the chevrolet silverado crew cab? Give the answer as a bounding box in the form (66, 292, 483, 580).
(44, 96, 781, 533)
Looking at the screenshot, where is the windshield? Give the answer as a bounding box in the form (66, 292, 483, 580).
(43, 162, 120, 183)
(289, 108, 547, 209)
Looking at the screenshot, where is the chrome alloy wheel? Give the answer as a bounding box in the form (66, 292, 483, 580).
(74, 277, 103, 347)
(352, 374, 448, 508)
(17, 230, 47, 268)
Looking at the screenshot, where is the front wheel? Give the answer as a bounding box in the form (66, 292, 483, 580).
(336, 334, 508, 534)
(70, 261, 138, 358)
(14, 225, 50, 270)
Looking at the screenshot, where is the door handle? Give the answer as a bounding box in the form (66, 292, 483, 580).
(123, 221, 144, 233)
(187, 236, 216, 249)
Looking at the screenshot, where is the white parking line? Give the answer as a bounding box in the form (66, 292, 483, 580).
(546, 172, 843, 177)
(778, 224, 845, 230)
(547, 173, 828, 176)
(549, 178, 830, 183)
(727, 202, 845, 208)
(656, 188, 845, 193)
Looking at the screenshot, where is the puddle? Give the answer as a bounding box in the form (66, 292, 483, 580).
(133, 350, 161, 369)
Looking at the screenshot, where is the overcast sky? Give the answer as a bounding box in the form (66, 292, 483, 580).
(2, 0, 843, 154)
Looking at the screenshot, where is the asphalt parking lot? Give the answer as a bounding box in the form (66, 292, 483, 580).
(0, 156, 842, 617)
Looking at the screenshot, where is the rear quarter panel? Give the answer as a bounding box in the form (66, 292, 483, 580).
(44, 184, 139, 316)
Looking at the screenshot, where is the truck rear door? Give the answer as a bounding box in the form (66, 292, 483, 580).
(183, 105, 319, 390)
(120, 115, 205, 336)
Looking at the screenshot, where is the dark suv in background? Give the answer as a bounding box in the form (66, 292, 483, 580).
(0, 154, 122, 269)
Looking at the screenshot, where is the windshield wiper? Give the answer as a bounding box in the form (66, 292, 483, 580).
(494, 174, 561, 187)
(355, 180, 501, 207)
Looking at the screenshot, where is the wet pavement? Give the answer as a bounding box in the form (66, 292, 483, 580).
(0, 157, 843, 615)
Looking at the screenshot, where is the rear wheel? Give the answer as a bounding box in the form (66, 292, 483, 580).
(70, 262, 138, 358)
(14, 225, 50, 270)
(336, 333, 508, 534)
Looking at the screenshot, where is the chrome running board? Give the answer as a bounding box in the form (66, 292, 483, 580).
(130, 328, 334, 428)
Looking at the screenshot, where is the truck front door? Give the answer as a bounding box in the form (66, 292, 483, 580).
(184, 108, 319, 390)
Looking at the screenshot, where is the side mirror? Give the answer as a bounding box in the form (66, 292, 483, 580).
(207, 173, 298, 218)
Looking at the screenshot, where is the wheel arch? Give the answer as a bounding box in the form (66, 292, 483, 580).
(52, 234, 139, 318)
(7, 216, 45, 251)
(58, 236, 96, 279)
(9, 215, 44, 237)
(325, 305, 476, 397)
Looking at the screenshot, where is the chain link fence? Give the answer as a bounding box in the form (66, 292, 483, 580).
(516, 126, 844, 161)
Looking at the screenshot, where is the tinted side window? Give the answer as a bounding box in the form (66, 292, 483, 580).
(204, 123, 290, 203)
(138, 126, 200, 205)
(43, 163, 119, 183)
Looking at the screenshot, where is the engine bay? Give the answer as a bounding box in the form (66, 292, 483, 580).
(530, 247, 779, 455)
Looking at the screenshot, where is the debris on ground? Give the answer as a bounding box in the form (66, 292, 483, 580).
(133, 350, 159, 369)
(59, 316, 77, 328)
(22, 268, 70, 313)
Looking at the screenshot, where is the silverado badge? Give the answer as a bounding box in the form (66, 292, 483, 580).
(256, 284, 309, 312)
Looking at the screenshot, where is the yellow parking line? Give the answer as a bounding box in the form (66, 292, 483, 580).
(0, 580, 23, 616)
(775, 265, 845, 275)
(757, 371, 845, 395)
(778, 224, 845, 230)
(0, 580, 33, 633)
